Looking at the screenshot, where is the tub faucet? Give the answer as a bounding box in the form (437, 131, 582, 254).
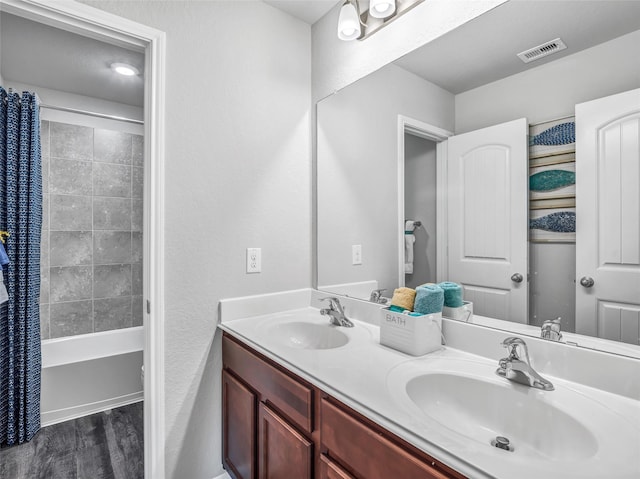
(496, 337, 554, 391)
(319, 297, 354, 328)
(369, 288, 387, 304)
(541, 317, 563, 342)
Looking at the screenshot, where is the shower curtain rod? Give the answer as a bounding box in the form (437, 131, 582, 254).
(39, 104, 144, 125)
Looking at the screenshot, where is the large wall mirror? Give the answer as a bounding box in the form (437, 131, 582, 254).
(317, 0, 640, 357)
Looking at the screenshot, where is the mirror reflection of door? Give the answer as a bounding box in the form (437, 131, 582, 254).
(576, 88, 640, 342)
(446, 118, 529, 323)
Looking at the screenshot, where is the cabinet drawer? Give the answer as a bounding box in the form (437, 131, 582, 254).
(223, 334, 313, 433)
(319, 455, 355, 479)
(321, 398, 453, 479)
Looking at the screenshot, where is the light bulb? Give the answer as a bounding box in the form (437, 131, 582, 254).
(337, 1, 361, 41)
(110, 63, 139, 77)
(369, 0, 396, 18)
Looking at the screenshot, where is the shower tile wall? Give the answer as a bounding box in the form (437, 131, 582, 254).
(40, 120, 144, 339)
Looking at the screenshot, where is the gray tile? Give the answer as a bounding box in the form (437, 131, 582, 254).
(50, 122, 93, 160)
(132, 199, 143, 232)
(43, 193, 50, 231)
(132, 167, 143, 198)
(93, 197, 131, 230)
(132, 295, 144, 327)
(132, 232, 143, 263)
(132, 135, 144, 167)
(94, 264, 132, 298)
(50, 266, 93, 302)
(40, 269, 50, 304)
(94, 129, 132, 164)
(40, 303, 50, 340)
(94, 297, 132, 332)
(51, 195, 92, 230)
(50, 300, 93, 338)
(132, 263, 143, 295)
(50, 231, 93, 267)
(94, 231, 131, 264)
(42, 157, 49, 194)
(50, 158, 92, 195)
(41, 120, 50, 159)
(41, 230, 50, 271)
(93, 163, 131, 197)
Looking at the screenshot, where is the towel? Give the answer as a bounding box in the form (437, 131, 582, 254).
(404, 220, 416, 274)
(390, 287, 416, 311)
(439, 281, 463, 308)
(414, 284, 444, 315)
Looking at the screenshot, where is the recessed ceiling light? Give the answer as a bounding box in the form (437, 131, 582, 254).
(110, 62, 139, 77)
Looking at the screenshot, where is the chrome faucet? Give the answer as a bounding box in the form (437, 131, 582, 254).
(369, 288, 387, 304)
(496, 337, 554, 391)
(319, 297, 354, 328)
(541, 317, 563, 342)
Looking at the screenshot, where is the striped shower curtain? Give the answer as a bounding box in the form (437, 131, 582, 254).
(0, 86, 42, 446)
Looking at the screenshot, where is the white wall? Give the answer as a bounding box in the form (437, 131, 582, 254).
(317, 64, 452, 294)
(311, 0, 507, 102)
(80, 2, 311, 478)
(404, 134, 437, 289)
(455, 29, 640, 329)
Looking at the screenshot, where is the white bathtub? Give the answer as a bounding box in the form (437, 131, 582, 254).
(41, 326, 144, 426)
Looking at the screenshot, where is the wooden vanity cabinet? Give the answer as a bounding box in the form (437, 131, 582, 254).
(222, 332, 466, 479)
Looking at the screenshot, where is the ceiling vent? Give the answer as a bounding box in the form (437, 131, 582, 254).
(517, 38, 567, 64)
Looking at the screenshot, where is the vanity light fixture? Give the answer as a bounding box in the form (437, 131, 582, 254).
(337, 0, 424, 41)
(110, 62, 139, 77)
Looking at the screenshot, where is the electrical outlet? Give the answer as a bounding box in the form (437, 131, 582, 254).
(352, 244, 362, 265)
(246, 247, 261, 273)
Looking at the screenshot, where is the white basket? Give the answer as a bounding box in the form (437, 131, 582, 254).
(379, 308, 442, 356)
(442, 301, 473, 321)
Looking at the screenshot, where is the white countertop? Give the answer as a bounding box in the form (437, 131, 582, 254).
(218, 301, 640, 479)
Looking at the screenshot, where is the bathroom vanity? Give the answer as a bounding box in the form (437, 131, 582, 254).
(218, 289, 640, 479)
(222, 332, 462, 479)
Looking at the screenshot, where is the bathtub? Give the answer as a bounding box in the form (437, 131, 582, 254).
(41, 326, 144, 426)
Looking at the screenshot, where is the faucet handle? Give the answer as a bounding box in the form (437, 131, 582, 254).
(319, 297, 343, 311)
(501, 337, 530, 363)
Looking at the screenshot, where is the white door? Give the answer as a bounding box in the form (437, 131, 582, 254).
(575, 88, 640, 343)
(447, 118, 528, 322)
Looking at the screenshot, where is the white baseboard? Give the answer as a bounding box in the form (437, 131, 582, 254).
(41, 391, 143, 427)
(212, 472, 232, 479)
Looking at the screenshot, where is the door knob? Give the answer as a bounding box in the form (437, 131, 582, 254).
(511, 273, 524, 283)
(580, 276, 595, 288)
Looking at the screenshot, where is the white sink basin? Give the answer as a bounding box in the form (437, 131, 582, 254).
(386, 354, 640, 477)
(267, 321, 349, 350)
(405, 372, 596, 460)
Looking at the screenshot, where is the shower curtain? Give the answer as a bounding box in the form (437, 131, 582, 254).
(0, 86, 42, 446)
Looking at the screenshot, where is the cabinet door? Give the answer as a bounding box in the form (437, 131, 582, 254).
(258, 403, 312, 479)
(223, 370, 257, 479)
(319, 455, 355, 479)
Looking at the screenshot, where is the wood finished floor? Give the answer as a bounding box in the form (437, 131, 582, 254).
(0, 402, 144, 479)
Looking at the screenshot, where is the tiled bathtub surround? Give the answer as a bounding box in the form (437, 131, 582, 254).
(40, 120, 144, 339)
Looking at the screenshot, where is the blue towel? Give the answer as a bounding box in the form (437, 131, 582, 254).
(439, 282, 463, 308)
(414, 284, 444, 315)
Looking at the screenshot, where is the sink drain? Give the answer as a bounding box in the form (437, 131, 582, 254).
(491, 436, 514, 452)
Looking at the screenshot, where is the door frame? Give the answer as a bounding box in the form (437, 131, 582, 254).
(396, 115, 452, 287)
(0, 1, 167, 478)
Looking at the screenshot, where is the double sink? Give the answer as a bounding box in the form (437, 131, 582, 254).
(222, 306, 640, 479)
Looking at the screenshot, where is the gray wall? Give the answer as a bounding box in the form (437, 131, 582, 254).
(80, 2, 312, 478)
(40, 119, 143, 339)
(404, 134, 437, 289)
(317, 64, 453, 294)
